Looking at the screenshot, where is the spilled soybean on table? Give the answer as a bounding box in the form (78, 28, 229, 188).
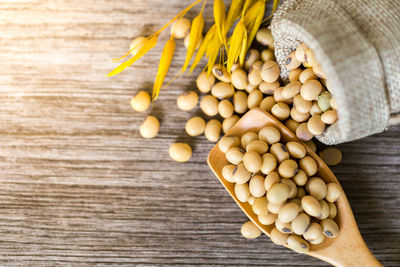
(0, 0, 399, 266)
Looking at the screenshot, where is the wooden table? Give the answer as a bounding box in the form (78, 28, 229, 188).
(0, 0, 399, 266)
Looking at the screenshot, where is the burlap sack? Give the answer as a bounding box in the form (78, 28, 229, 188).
(270, 0, 400, 144)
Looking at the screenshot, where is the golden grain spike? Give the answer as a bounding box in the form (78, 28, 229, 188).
(244, 0, 266, 50)
(206, 32, 221, 74)
(152, 37, 176, 101)
(239, 26, 248, 65)
(214, 0, 227, 50)
(227, 20, 246, 72)
(181, 8, 205, 74)
(225, 0, 245, 30)
(108, 34, 159, 77)
(242, 0, 258, 17)
(190, 25, 216, 73)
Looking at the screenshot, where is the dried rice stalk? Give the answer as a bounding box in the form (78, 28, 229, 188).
(152, 37, 176, 100)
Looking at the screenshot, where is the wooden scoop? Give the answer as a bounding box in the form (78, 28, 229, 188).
(207, 108, 382, 267)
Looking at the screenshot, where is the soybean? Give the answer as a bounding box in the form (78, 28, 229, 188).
(281, 178, 298, 199)
(321, 219, 339, 238)
(212, 64, 231, 83)
(270, 143, 290, 163)
(299, 68, 317, 83)
(299, 156, 318, 176)
(177, 91, 198, 111)
(231, 69, 248, 90)
(200, 95, 219, 116)
(303, 222, 324, 242)
(252, 197, 269, 215)
(248, 61, 263, 86)
(241, 221, 262, 239)
(244, 49, 261, 70)
(235, 183, 251, 202)
(196, 71, 215, 93)
(234, 91, 248, 114)
(278, 159, 298, 178)
(185, 116, 205, 136)
(301, 195, 322, 217)
(293, 94, 312, 114)
(307, 115, 326, 135)
(247, 89, 263, 109)
(218, 99, 234, 118)
(243, 151, 262, 173)
(260, 96, 276, 112)
(296, 123, 314, 141)
(222, 115, 239, 133)
(259, 81, 280, 94)
(259, 213, 277, 225)
(293, 169, 308, 186)
(233, 163, 252, 184)
(286, 141, 306, 159)
(170, 18, 191, 39)
(140, 116, 160, 139)
(219, 135, 240, 153)
(287, 236, 310, 253)
(131, 91, 151, 112)
(326, 183, 343, 202)
(328, 202, 337, 219)
(321, 110, 338, 124)
(261, 60, 280, 83)
(261, 49, 275, 62)
(267, 183, 290, 204)
(259, 126, 281, 144)
(270, 227, 289, 245)
(256, 28, 274, 47)
(275, 218, 293, 234)
(204, 119, 221, 142)
(319, 200, 330, 220)
(129, 36, 146, 56)
(222, 164, 237, 183)
(306, 177, 327, 200)
(278, 203, 299, 223)
(246, 140, 269, 154)
(291, 213, 310, 235)
(291, 107, 310, 123)
(289, 68, 302, 82)
(285, 119, 300, 133)
(249, 175, 266, 197)
(241, 132, 259, 149)
(268, 201, 286, 214)
(317, 91, 332, 112)
(212, 82, 234, 99)
(285, 51, 302, 70)
(226, 147, 245, 165)
(282, 81, 302, 99)
(169, 143, 192, 162)
(264, 171, 280, 190)
(301, 80, 323, 101)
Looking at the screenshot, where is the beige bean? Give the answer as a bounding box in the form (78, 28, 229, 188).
(310, 101, 323, 116)
(274, 87, 293, 105)
(129, 36, 146, 56)
(259, 81, 280, 94)
(231, 69, 248, 90)
(286, 141, 307, 159)
(226, 146, 245, 165)
(211, 82, 234, 99)
(256, 28, 274, 47)
(218, 99, 234, 118)
(184, 33, 202, 50)
(330, 97, 337, 110)
(264, 171, 280, 191)
(131, 91, 151, 112)
(212, 64, 231, 83)
(200, 95, 219, 116)
(244, 49, 261, 70)
(222, 115, 239, 133)
(299, 68, 317, 83)
(328, 202, 337, 219)
(248, 196, 256, 206)
(140, 116, 160, 138)
(291, 213, 310, 235)
(185, 116, 206, 136)
(219, 135, 240, 153)
(289, 68, 302, 82)
(268, 200, 286, 214)
(245, 83, 258, 93)
(278, 159, 298, 179)
(196, 71, 215, 93)
(177, 91, 198, 111)
(326, 183, 343, 202)
(259, 126, 281, 144)
(246, 140, 269, 154)
(233, 163, 252, 184)
(261, 60, 280, 83)
(285, 119, 300, 133)
(233, 91, 248, 114)
(305, 140, 317, 153)
(270, 143, 290, 163)
(321, 219, 339, 238)
(304, 222, 324, 242)
(281, 178, 298, 199)
(247, 89, 263, 109)
(235, 183, 251, 202)
(222, 164, 237, 183)
(321, 110, 338, 124)
(293, 169, 308, 186)
(285, 51, 302, 70)
(243, 151, 262, 173)
(170, 18, 191, 39)
(241, 132, 259, 149)
(301, 195, 322, 217)
(278, 203, 299, 223)
(248, 61, 263, 86)
(309, 235, 325, 245)
(293, 94, 312, 114)
(287, 236, 310, 253)
(258, 212, 277, 225)
(249, 175, 266, 198)
(261, 49, 275, 62)
(267, 183, 290, 204)
(317, 91, 332, 112)
(299, 156, 318, 176)
(241, 221, 262, 239)
(270, 227, 289, 245)
(260, 96, 276, 112)
(319, 199, 330, 220)
(307, 115, 326, 135)
(295, 43, 308, 63)
(204, 119, 222, 142)
(301, 80, 323, 101)
(275, 218, 293, 234)
(230, 63, 240, 72)
(296, 123, 314, 141)
(289, 198, 303, 212)
(271, 103, 291, 120)
(261, 153, 278, 175)
(306, 177, 327, 200)
(313, 64, 326, 79)
(290, 107, 310, 123)
(169, 143, 192, 162)
(252, 197, 269, 215)
(305, 48, 317, 66)
(282, 81, 302, 99)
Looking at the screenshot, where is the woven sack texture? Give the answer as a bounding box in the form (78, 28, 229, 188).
(271, 0, 400, 144)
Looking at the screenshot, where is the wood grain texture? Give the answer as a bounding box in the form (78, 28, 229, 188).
(0, 0, 399, 266)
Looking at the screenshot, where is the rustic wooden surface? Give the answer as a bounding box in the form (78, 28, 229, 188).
(0, 0, 399, 266)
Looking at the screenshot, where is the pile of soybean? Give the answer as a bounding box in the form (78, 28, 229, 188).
(219, 126, 342, 253)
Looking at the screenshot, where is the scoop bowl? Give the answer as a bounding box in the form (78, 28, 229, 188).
(207, 108, 381, 267)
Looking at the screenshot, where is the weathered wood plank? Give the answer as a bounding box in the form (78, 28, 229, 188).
(0, 0, 398, 266)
